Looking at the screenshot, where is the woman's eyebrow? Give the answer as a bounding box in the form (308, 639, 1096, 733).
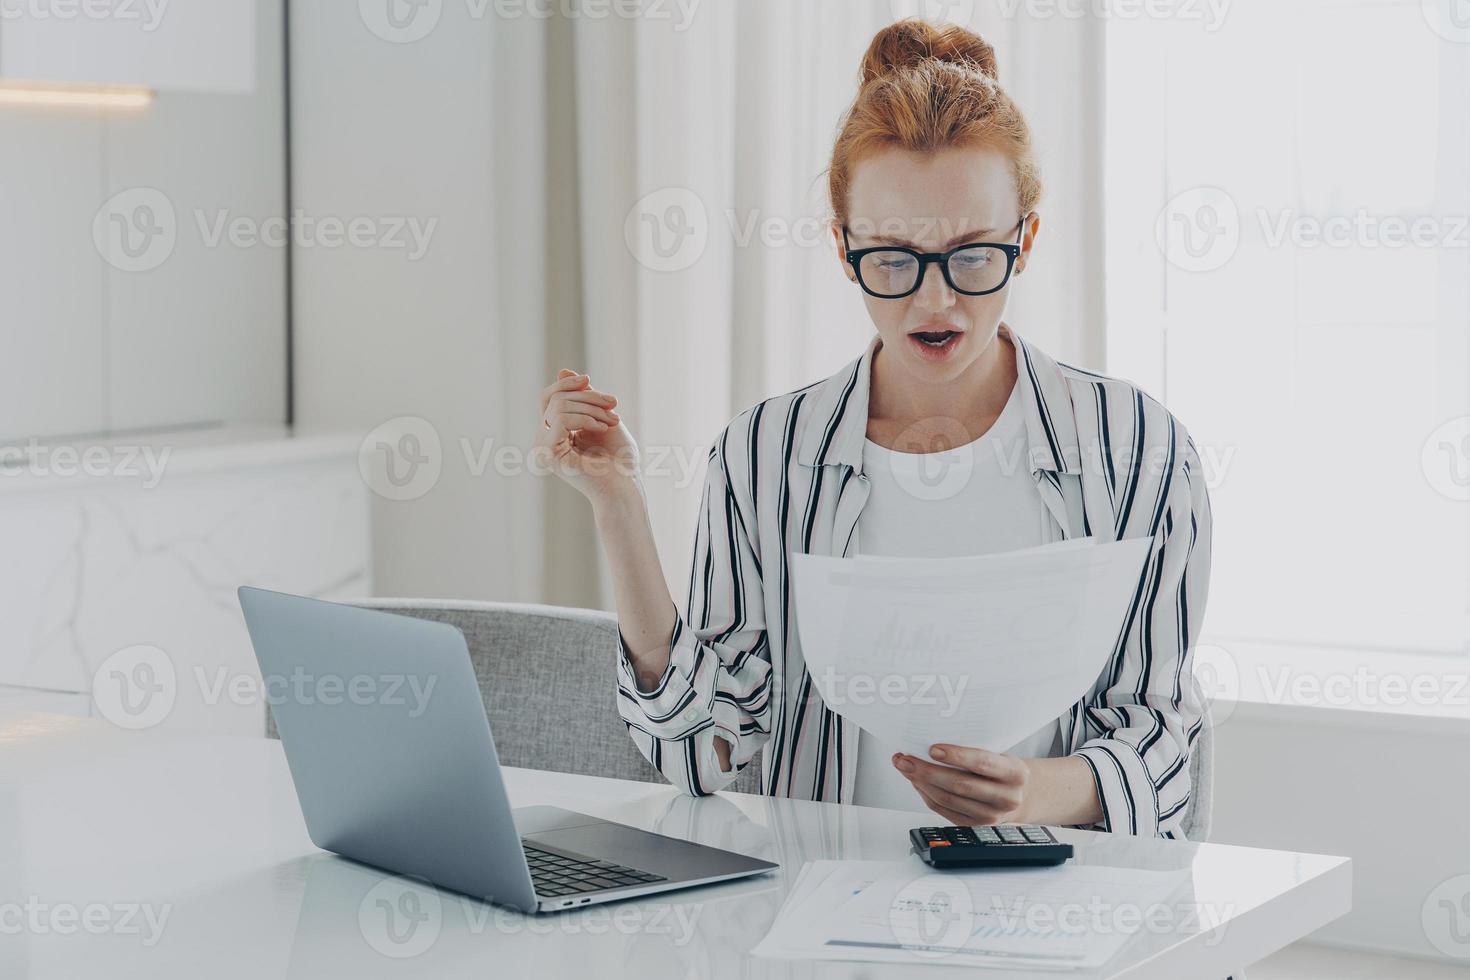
(871, 227, 1003, 248)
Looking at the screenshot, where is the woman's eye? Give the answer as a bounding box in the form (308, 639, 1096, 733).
(878, 258, 914, 271)
(953, 251, 991, 268)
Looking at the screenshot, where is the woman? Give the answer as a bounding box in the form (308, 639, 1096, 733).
(533, 20, 1212, 838)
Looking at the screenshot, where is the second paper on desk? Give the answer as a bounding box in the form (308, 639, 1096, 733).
(790, 536, 1153, 758)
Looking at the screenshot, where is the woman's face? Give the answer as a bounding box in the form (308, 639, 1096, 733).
(837, 145, 1037, 387)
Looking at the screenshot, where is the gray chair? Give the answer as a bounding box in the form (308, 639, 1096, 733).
(1185, 684, 1216, 841)
(263, 598, 1212, 839)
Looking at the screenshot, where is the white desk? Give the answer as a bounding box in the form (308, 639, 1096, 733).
(0, 713, 1350, 978)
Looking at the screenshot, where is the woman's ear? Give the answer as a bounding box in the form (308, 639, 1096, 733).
(1015, 211, 1040, 276)
(830, 222, 856, 283)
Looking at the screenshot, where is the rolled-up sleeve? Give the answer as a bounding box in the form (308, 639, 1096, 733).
(1075, 429, 1214, 838)
(615, 431, 773, 795)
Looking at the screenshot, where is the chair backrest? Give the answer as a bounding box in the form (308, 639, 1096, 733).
(264, 598, 764, 793)
(1181, 682, 1215, 841)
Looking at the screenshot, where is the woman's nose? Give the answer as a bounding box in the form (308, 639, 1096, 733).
(914, 261, 957, 313)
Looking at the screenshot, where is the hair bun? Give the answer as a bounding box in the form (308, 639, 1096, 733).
(859, 19, 998, 88)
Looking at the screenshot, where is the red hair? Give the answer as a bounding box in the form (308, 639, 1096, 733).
(828, 19, 1042, 226)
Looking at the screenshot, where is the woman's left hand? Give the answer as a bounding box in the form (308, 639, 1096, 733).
(894, 744, 1030, 826)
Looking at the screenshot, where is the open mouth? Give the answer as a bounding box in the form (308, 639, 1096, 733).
(907, 326, 964, 355)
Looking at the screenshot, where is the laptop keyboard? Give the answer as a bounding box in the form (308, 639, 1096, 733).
(522, 842, 667, 897)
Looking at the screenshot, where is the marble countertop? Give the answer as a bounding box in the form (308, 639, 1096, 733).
(0, 424, 363, 493)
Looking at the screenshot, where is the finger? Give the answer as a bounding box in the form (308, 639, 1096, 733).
(550, 411, 610, 432)
(897, 755, 1021, 811)
(540, 372, 590, 411)
(915, 780, 1009, 826)
(897, 754, 1000, 796)
(551, 389, 620, 411)
(547, 400, 619, 428)
(912, 785, 976, 827)
(929, 744, 1026, 783)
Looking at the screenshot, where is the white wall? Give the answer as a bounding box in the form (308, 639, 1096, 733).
(0, 0, 286, 442)
(288, 2, 549, 602)
(1210, 704, 1470, 961)
(1, 0, 257, 92)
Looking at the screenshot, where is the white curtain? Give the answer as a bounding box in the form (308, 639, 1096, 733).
(490, 0, 1106, 608)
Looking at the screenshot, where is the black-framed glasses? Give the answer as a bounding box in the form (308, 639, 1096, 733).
(843, 215, 1028, 299)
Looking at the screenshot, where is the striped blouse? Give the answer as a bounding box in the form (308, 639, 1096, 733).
(615, 325, 1214, 838)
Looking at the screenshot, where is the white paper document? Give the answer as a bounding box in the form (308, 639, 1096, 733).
(752, 859, 1190, 971)
(790, 537, 1153, 757)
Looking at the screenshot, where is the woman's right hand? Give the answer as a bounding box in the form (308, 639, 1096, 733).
(533, 369, 640, 503)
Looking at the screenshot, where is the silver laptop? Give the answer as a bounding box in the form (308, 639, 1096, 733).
(238, 587, 777, 913)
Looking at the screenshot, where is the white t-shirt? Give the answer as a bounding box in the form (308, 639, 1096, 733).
(850, 381, 1064, 811)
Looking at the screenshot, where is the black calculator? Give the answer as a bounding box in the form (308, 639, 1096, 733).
(910, 825, 1074, 868)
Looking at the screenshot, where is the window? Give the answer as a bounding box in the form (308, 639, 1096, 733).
(1104, 1, 1470, 712)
